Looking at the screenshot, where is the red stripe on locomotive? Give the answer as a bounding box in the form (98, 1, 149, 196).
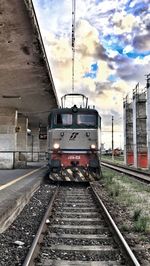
(51, 153, 95, 167)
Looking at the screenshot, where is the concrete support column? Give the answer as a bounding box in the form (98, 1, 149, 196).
(39, 138, 47, 161)
(147, 80, 150, 169)
(123, 101, 127, 165)
(27, 134, 33, 161)
(133, 94, 138, 168)
(0, 108, 18, 169)
(39, 126, 47, 160)
(39, 139, 47, 152)
(32, 127, 40, 152)
(15, 114, 28, 168)
(133, 89, 147, 169)
(123, 99, 133, 166)
(27, 127, 40, 161)
(16, 114, 28, 151)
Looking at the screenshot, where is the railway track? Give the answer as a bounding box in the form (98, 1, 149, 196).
(23, 183, 140, 266)
(101, 160, 150, 184)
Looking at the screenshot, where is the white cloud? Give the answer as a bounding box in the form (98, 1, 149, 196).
(97, 61, 112, 82)
(107, 49, 119, 58)
(123, 45, 133, 54)
(33, 0, 150, 146)
(43, 18, 112, 95)
(112, 12, 137, 34)
(133, 33, 150, 51)
(134, 54, 150, 65)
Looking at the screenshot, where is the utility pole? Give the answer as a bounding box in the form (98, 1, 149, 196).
(72, 0, 76, 92)
(146, 74, 150, 169)
(112, 116, 114, 160)
(32, 134, 34, 162)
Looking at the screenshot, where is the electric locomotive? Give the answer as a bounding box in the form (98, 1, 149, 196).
(47, 93, 101, 182)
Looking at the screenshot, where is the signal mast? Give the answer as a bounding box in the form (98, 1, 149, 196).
(72, 0, 76, 92)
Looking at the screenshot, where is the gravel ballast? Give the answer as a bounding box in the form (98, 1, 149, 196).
(0, 184, 56, 266)
(99, 166, 150, 265)
(0, 171, 149, 265)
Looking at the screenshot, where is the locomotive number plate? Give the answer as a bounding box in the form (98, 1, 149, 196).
(68, 155, 80, 160)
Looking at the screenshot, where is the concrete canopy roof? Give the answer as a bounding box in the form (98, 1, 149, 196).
(0, 0, 58, 128)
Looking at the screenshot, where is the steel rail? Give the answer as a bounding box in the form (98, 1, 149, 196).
(23, 186, 59, 266)
(91, 183, 141, 266)
(101, 161, 150, 184)
(102, 159, 150, 176)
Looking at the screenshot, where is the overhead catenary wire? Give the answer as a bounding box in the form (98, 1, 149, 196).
(72, 0, 76, 92)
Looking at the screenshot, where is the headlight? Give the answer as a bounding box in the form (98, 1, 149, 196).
(90, 144, 96, 149)
(53, 143, 60, 149)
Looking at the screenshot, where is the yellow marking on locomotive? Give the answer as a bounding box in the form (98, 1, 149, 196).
(49, 167, 100, 182)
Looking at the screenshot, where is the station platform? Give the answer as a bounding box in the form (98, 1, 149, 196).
(0, 162, 48, 233)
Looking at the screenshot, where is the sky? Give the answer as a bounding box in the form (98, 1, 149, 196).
(33, 0, 150, 149)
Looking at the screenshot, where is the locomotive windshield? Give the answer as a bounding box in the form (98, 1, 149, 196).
(49, 106, 101, 129)
(77, 114, 96, 126)
(54, 114, 72, 125)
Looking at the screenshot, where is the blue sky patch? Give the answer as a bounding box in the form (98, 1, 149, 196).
(126, 50, 150, 59)
(108, 74, 117, 82)
(83, 62, 98, 79)
(101, 35, 125, 55)
(125, 2, 148, 16)
(95, 0, 101, 5)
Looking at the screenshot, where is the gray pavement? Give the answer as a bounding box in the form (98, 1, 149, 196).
(0, 162, 48, 233)
(0, 162, 46, 186)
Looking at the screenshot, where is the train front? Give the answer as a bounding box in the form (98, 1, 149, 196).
(47, 105, 101, 182)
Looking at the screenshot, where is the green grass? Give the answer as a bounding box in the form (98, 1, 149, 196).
(133, 209, 141, 221)
(101, 166, 150, 233)
(121, 224, 130, 232)
(125, 197, 136, 206)
(132, 210, 149, 233)
(109, 183, 121, 197)
(134, 216, 149, 232)
(101, 154, 124, 163)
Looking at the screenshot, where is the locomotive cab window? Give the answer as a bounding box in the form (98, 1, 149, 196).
(54, 113, 72, 126)
(77, 114, 96, 127)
